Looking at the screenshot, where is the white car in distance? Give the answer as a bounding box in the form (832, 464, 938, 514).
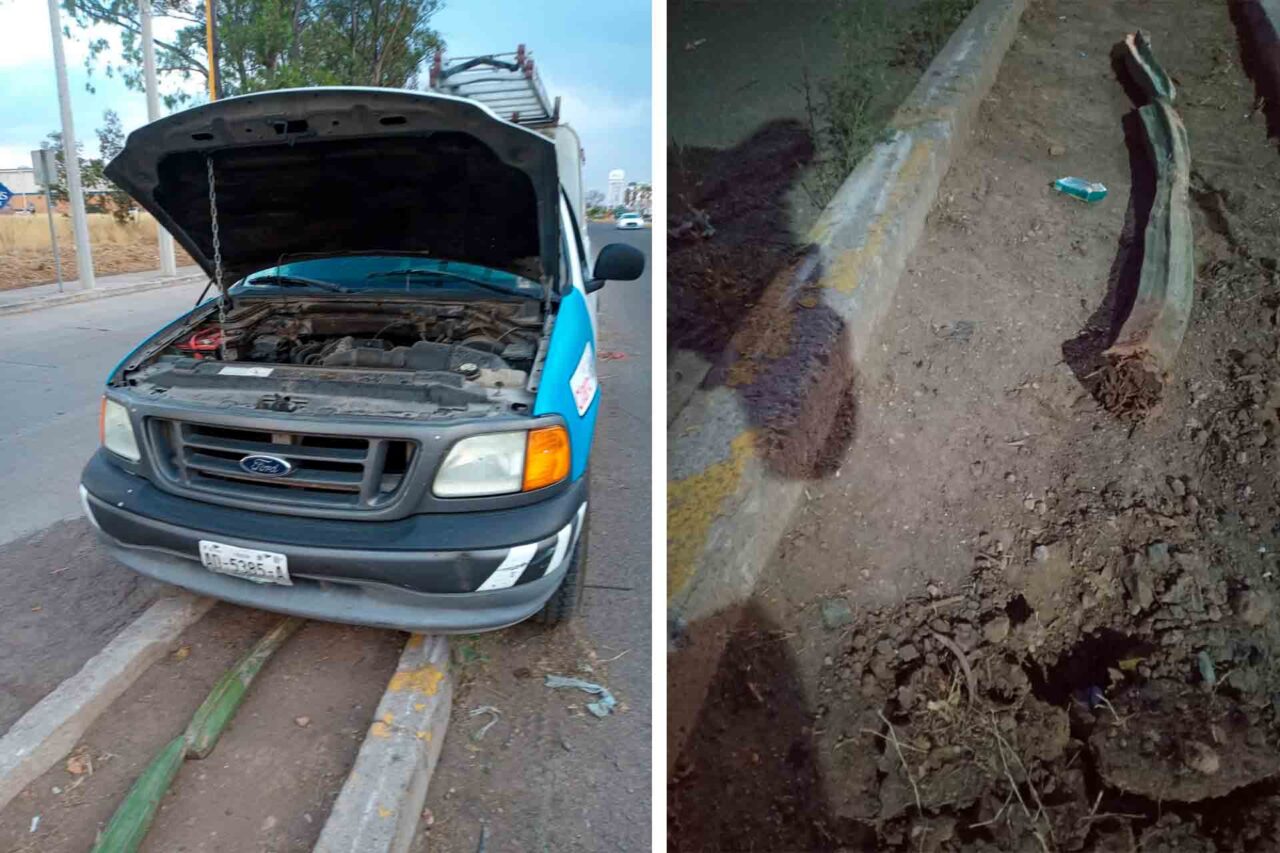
(615, 212, 645, 230)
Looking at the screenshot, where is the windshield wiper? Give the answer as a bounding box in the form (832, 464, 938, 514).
(244, 274, 346, 292)
(363, 268, 541, 300)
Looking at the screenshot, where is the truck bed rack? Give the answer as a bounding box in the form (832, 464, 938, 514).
(429, 45, 560, 128)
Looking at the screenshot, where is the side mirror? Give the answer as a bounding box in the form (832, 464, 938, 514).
(586, 243, 645, 293)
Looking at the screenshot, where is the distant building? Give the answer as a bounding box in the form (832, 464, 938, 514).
(0, 167, 42, 214)
(605, 169, 626, 208)
(623, 182, 651, 215)
(0, 164, 115, 215)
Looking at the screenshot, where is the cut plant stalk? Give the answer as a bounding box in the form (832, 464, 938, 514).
(1120, 30, 1176, 102)
(1100, 32, 1194, 417)
(90, 617, 304, 853)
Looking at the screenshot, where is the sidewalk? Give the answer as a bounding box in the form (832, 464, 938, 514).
(0, 265, 205, 316)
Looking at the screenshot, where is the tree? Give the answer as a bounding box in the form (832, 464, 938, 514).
(585, 189, 605, 208)
(61, 0, 446, 108)
(306, 0, 445, 89)
(42, 133, 106, 213)
(96, 111, 135, 223)
(44, 111, 135, 223)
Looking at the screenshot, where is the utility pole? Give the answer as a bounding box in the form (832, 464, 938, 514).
(205, 0, 220, 101)
(45, 0, 95, 290)
(139, 0, 176, 275)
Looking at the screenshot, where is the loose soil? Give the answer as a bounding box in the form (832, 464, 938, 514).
(420, 249, 654, 852)
(0, 519, 162, 736)
(0, 605, 402, 852)
(0, 243, 196, 292)
(670, 0, 1280, 850)
(416, 617, 646, 853)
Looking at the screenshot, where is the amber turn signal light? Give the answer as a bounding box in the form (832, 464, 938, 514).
(522, 426, 570, 491)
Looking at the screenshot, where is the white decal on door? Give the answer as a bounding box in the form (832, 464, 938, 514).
(569, 343, 597, 417)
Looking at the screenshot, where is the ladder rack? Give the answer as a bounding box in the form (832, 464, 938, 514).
(429, 45, 560, 128)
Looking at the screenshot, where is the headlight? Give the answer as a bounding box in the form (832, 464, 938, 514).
(100, 397, 141, 462)
(434, 431, 526, 497)
(433, 426, 570, 497)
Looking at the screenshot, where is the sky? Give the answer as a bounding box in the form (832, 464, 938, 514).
(0, 0, 651, 194)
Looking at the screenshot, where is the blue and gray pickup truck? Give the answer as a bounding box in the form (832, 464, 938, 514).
(78, 86, 643, 633)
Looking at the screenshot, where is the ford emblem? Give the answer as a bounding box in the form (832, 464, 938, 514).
(239, 454, 293, 476)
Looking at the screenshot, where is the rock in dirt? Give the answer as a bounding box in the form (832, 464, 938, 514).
(982, 614, 1011, 644)
(1183, 741, 1220, 775)
(1231, 588, 1274, 626)
(1123, 555, 1156, 611)
(952, 622, 979, 651)
(1146, 541, 1171, 569)
(821, 597, 855, 630)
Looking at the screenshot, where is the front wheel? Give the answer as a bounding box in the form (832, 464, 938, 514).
(536, 517, 589, 626)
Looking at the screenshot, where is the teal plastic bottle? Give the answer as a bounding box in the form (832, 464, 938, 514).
(1052, 177, 1107, 203)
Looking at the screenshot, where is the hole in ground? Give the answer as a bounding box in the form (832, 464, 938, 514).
(1005, 594, 1034, 626)
(1025, 628, 1152, 708)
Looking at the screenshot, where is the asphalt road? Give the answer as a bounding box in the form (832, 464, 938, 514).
(0, 224, 652, 848)
(0, 285, 202, 546)
(0, 284, 204, 730)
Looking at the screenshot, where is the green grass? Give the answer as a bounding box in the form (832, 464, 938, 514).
(805, 0, 979, 206)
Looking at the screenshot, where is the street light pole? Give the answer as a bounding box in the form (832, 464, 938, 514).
(139, 0, 176, 276)
(205, 0, 219, 101)
(45, 0, 95, 290)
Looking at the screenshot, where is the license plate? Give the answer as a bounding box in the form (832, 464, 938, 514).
(198, 540, 291, 586)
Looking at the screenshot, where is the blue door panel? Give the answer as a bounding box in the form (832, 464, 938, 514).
(532, 288, 597, 480)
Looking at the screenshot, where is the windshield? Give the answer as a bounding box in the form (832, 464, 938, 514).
(234, 255, 544, 298)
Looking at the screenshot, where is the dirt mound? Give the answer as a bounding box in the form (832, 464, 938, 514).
(672, 487, 1280, 850)
(667, 120, 814, 358)
(804, 509, 1280, 850)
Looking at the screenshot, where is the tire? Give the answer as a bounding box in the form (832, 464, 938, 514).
(536, 517, 589, 627)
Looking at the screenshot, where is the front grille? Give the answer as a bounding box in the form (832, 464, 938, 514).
(148, 419, 416, 510)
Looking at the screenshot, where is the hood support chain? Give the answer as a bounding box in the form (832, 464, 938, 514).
(206, 156, 229, 360)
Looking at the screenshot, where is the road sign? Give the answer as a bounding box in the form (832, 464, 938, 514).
(31, 148, 57, 187)
(29, 148, 65, 291)
(0, 182, 11, 210)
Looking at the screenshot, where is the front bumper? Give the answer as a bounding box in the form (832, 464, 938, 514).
(80, 451, 587, 633)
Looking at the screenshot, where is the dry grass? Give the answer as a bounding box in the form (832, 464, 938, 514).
(0, 212, 162, 251)
(0, 213, 195, 291)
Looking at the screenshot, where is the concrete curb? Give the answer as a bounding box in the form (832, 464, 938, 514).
(0, 273, 203, 317)
(667, 0, 1030, 758)
(0, 592, 216, 812)
(314, 634, 452, 853)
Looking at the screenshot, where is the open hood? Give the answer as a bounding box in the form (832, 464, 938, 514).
(105, 87, 560, 288)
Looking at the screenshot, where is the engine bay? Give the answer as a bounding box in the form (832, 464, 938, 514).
(118, 297, 548, 419)
(168, 298, 542, 374)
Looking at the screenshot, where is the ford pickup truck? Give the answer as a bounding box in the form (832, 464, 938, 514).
(78, 87, 644, 632)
